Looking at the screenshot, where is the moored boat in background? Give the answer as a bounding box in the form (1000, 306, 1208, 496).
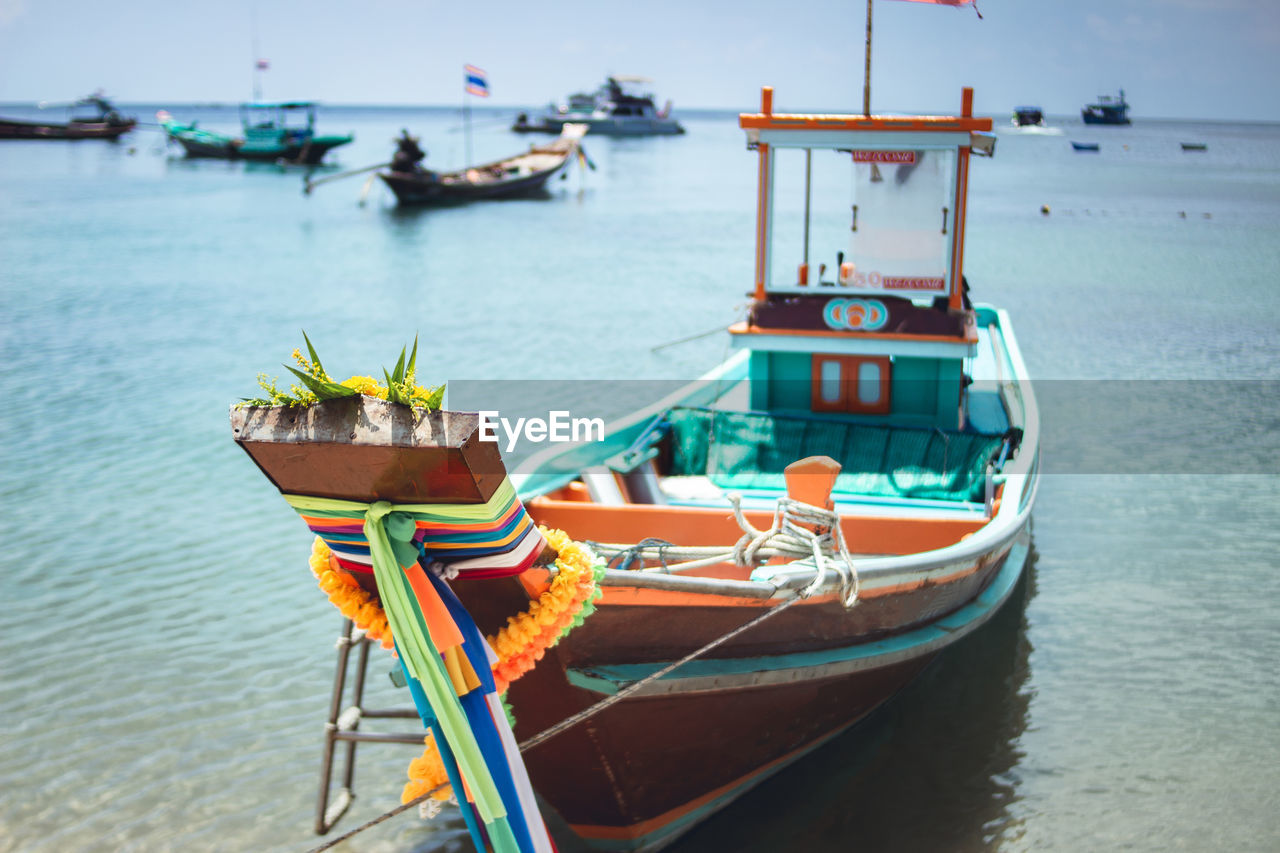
(158, 102, 352, 164)
(1071, 140, 1100, 151)
(377, 124, 587, 206)
(1081, 89, 1131, 125)
(512, 76, 685, 136)
(0, 93, 136, 140)
(1012, 105, 1044, 127)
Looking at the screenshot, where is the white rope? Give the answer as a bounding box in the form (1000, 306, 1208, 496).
(591, 494, 862, 609)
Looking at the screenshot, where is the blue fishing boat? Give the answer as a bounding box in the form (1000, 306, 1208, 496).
(1081, 89, 1131, 125)
(1071, 141, 1100, 151)
(158, 102, 352, 164)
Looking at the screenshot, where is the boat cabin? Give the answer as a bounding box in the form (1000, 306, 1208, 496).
(239, 101, 317, 140)
(733, 86, 997, 434)
(522, 87, 1024, 535)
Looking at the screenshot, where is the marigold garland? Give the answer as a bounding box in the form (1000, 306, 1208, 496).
(305, 525, 603, 808)
(309, 538, 394, 650)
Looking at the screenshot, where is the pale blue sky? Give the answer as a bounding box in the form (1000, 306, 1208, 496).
(1, 0, 1276, 120)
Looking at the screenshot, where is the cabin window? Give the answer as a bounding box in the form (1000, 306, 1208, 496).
(811, 355, 892, 414)
(765, 146, 956, 299)
(819, 360, 843, 403)
(856, 360, 884, 406)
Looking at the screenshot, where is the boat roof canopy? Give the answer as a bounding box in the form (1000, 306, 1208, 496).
(243, 101, 317, 110)
(740, 86, 994, 310)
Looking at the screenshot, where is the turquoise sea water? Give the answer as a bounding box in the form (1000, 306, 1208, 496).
(1, 103, 1279, 852)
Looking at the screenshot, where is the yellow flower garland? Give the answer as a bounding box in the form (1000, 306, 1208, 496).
(308, 539, 394, 650)
(305, 528, 602, 807)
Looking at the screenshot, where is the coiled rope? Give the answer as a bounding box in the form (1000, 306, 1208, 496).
(592, 494, 863, 608)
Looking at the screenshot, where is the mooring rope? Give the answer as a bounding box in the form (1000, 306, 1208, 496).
(303, 782, 451, 853)
(301, 586, 810, 852)
(590, 495, 863, 608)
(516, 592, 806, 752)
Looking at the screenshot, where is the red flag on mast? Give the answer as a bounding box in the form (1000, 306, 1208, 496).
(885, 0, 981, 16)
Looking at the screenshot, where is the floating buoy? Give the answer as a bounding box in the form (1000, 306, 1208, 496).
(1040, 204, 1050, 215)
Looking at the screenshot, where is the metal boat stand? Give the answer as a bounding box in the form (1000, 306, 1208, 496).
(315, 618, 423, 835)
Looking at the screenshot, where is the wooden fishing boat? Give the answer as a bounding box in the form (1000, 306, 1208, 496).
(158, 102, 352, 164)
(0, 94, 135, 140)
(234, 84, 1038, 853)
(378, 124, 587, 206)
(442, 85, 1038, 851)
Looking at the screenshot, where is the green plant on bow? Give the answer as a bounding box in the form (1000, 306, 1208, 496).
(240, 332, 445, 410)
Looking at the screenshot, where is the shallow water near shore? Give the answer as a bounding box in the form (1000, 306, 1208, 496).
(1, 104, 1278, 852)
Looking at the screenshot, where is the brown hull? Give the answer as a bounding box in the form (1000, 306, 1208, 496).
(0, 117, 136, 140)
(454, 526, 1028, 851)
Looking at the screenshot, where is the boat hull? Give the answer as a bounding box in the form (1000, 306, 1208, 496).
(379, 162, 565, 206)
(513, 115, 685, 137)
(171, 133, 351, 163)
(0, 117, 136, 140)
(1080, 111, 1130, 125)
(455, 516, 1032, 851)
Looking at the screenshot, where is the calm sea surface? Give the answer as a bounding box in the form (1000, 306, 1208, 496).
(1, 103, 1278, 852)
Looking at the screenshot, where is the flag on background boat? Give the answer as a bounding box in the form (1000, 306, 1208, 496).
(885, 0, 981, 14)
(465, 65, 489, 97)
(256, 58, 270, 70)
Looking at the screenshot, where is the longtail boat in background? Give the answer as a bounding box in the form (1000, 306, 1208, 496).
(157, 102, 352, 164)
(0, 94, 136, 140)
(377, 124, 588, 206)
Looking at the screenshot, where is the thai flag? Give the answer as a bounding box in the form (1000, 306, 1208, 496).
(465, 64, 489, 97)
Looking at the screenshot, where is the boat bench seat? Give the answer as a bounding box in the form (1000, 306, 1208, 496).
(663, 407, 1006, 503)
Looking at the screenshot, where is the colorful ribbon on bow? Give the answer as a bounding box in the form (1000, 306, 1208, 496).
(284, 482, 553, 853)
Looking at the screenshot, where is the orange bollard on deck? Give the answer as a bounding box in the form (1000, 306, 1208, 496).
(784, 456, 841, 511)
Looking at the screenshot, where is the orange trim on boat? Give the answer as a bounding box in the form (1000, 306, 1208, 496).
(739, 112, 992, 134)
(529, 499, 984, 558)
(753, 140, 771, 301)
(950, 144, 972, 311)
